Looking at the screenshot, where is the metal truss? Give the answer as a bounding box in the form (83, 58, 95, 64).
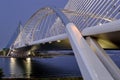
(8, 1, 120, 79)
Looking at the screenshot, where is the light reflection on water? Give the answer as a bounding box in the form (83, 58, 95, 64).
(25, 58, 31, 78)
(0, 50, 120, 78)
(0, 54, 81, 78)
(10, 58, 31, 78)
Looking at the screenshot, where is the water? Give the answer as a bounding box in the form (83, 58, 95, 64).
(0, 51, 81, 78)
(0, 50, 120, 78)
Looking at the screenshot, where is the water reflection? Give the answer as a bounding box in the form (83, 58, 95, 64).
(10, 58, 31, 78)
(1, 54, 81, 78)
(25, 58, 31, 78)
(10, 58, 24, 78)
(1, 50, 120, 78)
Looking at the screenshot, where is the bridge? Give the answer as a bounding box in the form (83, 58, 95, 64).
(5, 0, 120, 80)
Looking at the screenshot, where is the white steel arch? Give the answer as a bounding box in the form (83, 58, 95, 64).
(8, 0, 120, 79)
(8, 5, 120, 80)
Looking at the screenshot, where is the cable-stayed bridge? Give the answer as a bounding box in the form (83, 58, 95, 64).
(5, 0, 120, 80)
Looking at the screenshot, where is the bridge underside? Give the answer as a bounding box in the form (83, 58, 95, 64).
(91, 31, 120, 49)
(10, 31, 120, 57)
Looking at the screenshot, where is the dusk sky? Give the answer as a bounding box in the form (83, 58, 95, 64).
(0, 0, 68, 49)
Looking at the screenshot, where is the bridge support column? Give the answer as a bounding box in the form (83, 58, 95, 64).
(65, 23, 114, 80)
(86, 37, 120, 80)
(7, 48, 12, 56)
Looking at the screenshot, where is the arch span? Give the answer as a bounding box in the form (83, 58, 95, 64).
(13, 7, 70, 48)
(8, 6, 120, 80)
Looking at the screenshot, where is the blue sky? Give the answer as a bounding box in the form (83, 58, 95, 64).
(0, 0, 68, 49)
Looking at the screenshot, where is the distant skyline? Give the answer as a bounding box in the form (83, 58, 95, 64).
(0, 0, 68, 49)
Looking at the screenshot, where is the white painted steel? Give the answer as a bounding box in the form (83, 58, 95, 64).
(7, 49, 12, 56)
(29, 33, 67, 46)
(28, 17, 120, 46)
(30, 19, 120, 46)
(66, 23, 114, 80)
(86, 37, 120, 80)
(8, 1, 120, 79)
(82, 19, 120, 36)
(13, 0, 120, 49)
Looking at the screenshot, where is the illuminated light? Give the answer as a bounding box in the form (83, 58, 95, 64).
(25, 58, 31, 78)
(98, 23, 102, 26)
(49, 41, 52, 44)
(28, 51, 31, 55)
(57, 40, 61, 42)
(106, 11, 109, 14)
(31, 46, 38, 50)
(102, 18, 112, 22)
(97, 39, 118, 49)
(10, 58, 16, 63)
(26, 58, 31, 62)
(11, 52, 13, 54)
(12, 49, 16, 52)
